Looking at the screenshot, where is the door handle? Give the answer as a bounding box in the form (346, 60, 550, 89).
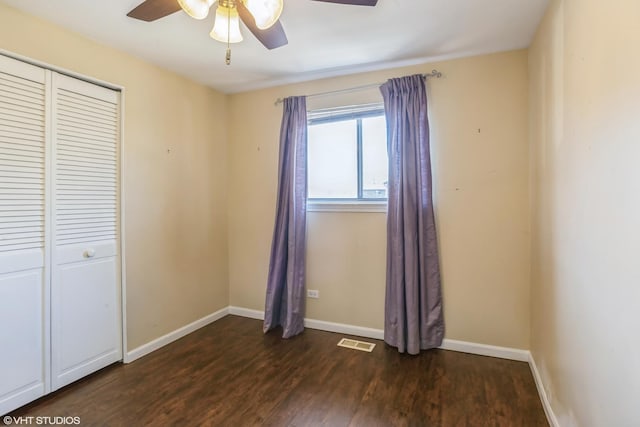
(84, 249, 96, 258)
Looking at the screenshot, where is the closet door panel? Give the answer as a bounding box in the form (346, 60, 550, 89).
(0, 271, 45, 411)
(53, 257, 118, 387)
(0, 55, 48, 415)
(51, 73, 121, 391)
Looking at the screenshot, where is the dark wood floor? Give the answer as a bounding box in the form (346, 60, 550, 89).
(10, 316, 547, 426)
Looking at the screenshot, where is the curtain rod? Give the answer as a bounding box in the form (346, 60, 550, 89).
(274, 69, 442, 106)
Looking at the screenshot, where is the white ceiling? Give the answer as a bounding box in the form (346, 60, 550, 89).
(1, 0, 549, 93)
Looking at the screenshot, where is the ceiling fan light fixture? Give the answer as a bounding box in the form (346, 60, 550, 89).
(243, 0, 284, 30)
(210, 6, 244, 43)
(178, 0, 214, 20)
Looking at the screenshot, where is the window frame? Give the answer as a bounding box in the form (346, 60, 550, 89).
(306, 105, 387, 211)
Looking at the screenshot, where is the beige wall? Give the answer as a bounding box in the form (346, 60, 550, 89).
(529, 0, 640, 424)
(229, 50, 531, 348)
(0, 4, 230, 350)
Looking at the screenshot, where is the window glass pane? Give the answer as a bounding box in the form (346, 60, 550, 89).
(362, 115, 388, 199)
(308, 120, 358, 198)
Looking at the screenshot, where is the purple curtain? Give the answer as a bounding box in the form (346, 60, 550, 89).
(263, 96, 308, 338)
(380, 74, 444, 355)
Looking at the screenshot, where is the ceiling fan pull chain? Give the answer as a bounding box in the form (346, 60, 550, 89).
(226, 2, 232, 65)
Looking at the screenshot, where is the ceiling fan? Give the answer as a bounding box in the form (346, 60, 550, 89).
(127, 0, 378, 63)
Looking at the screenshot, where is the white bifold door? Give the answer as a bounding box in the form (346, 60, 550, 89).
(0, 54, 49, 415)
(50, 73, 122, 390)
(0, 54, 122, 415)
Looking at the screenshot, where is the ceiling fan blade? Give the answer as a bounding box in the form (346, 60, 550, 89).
(237, 1, 288, 50)
(127, 0, 182, 22)
(311, 0, 378, 5)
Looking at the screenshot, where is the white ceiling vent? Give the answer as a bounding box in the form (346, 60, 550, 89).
(337, 338, 376, 353)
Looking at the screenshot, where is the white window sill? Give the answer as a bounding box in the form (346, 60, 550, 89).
(307, 200, 387, 213)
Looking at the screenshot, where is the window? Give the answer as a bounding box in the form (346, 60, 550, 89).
(307, 104, 388, 209)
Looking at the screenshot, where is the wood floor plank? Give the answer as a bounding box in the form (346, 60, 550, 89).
(9, 316, 548, 426)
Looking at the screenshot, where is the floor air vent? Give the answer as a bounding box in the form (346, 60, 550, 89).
(337, 338, 376, 352)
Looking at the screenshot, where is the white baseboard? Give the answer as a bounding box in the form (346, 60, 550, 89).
(227, 306, 527, 362)
(228, 306, 386, 340)
(304, 318, 384, 340)
(124, 306, 229, 363)
(529, 352, 559, 427)
(440, 339, 530, 362)
(228, 306, 264, 320)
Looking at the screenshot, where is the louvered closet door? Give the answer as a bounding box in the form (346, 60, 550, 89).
(51, 73, 122, 390)
(0, 55, 49, 415)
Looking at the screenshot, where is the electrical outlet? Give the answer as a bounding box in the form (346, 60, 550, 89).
(307, 289, 319, 299)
